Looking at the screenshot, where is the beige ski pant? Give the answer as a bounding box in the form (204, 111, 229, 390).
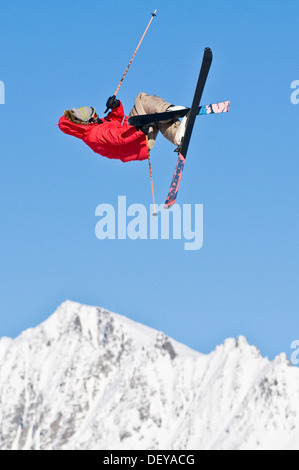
(129, 92, 180, 150)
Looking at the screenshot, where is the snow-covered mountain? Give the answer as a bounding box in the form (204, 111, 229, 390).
(0, 300, 299, 450)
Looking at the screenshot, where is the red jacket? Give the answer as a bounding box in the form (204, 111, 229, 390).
(58, 102, 148, 162)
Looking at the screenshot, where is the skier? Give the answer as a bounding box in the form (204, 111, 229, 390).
(58, 93, 185, 163)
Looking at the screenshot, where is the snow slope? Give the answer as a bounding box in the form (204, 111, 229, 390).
(0, 300, 298, 450)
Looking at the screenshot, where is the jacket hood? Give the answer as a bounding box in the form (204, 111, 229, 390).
(58, 116, 92, 139)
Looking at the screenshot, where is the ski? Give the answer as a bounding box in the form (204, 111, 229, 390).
(164, 47, 213, 208)
(128, 100, 229, 127)
(128, 108, 190, 126)
(198, 100, 230, 116)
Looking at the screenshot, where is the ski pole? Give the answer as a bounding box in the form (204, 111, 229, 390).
(146, 136, 158, 217)
(114, 10, 157, 97)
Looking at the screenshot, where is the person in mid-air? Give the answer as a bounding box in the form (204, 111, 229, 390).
(58, 93, 185, 163)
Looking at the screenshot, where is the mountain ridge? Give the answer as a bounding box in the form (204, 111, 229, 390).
(0, 300, 298, 450)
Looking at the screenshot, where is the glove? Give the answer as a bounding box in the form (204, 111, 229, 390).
(105, 95, 121, 113)
(137, 124, 151, 135)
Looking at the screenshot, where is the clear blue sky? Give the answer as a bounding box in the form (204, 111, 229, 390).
(0, 0, 299, 361)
